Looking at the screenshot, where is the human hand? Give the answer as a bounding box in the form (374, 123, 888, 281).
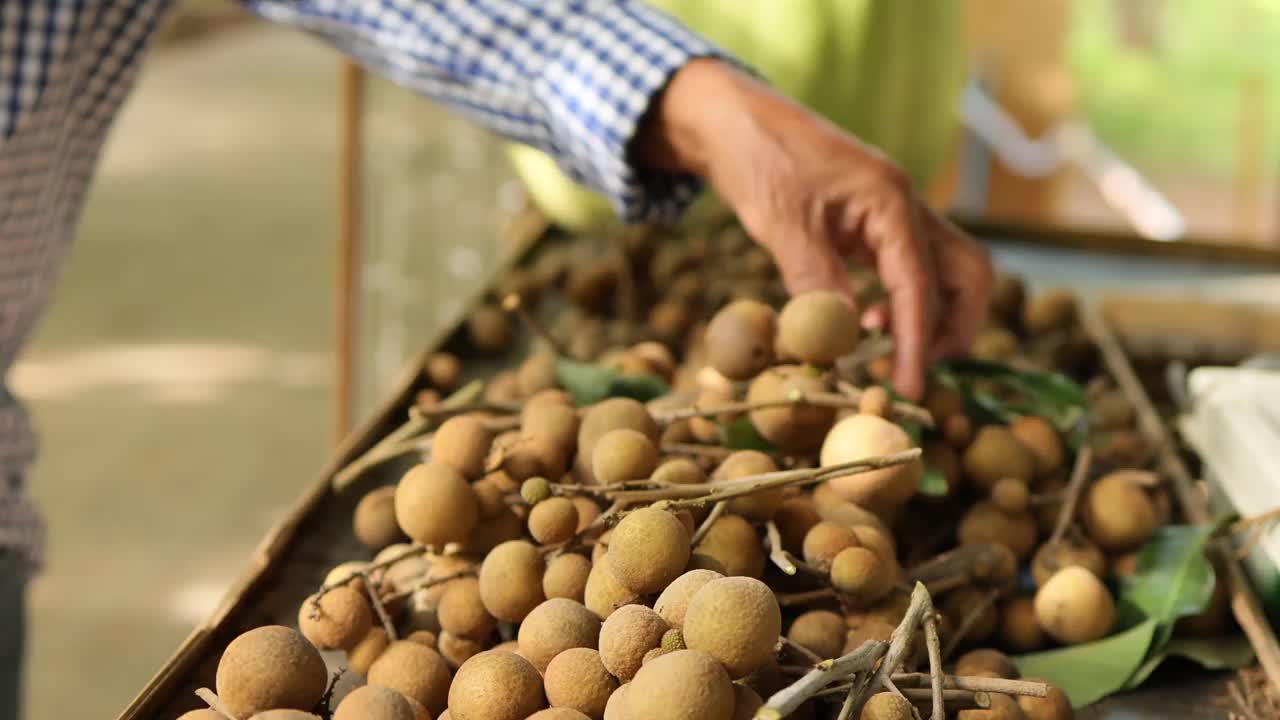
(637, 60, 993, 399)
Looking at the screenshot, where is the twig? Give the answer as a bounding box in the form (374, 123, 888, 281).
(1049, 446, 1094, 547)
(923, 605, 945, 720)
(383, 568, 478, 604)
(317, 667, 346, 716)
(754, 640, 890, 720)
(905, 543, 1013, 595)
(779, 636, 824, 665)
(775, 588, 838, 607)
(816, 686, 989, 710)
(360, 571, 399, 642)
(942, 588, 1002, 660)
(331, 379, 484, 490)
(835, 684, 861, 720)
(691, 501, 729, 546)
(660, 442, 737, 461)
(836, 380, 936, 428)
(893, 673, 1048, 697)
(1029, 489, 1066, 506)
(502, 293, 569, 356)
(1228, 678, 1263, 720)
(766, 520, 797, 575)
(315, 544, 428, 601)
(194, 689, 233, 718)
(850, 584, 933, 713)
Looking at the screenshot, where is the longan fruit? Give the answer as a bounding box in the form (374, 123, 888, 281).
(567, 261, 618, 311)
(704, 299, 778, 380)
(448, 650, 547, 720)
(687, 552, 728, 574)
(860, 692, 914, 720)
(1017, 678, 1074, 720)
(695, 512, 765, 577)
(217, 626, 327, 719)
(1091, 390, 1135, 430)
(830, 547, 892, 607)
(603, 684, 630, 720)
(578, 399, 660, 483)
(1035, 566, 1115, 645)
(626, 650, 735, 720)
(543, 553, 592, 602)
(683, 577, 782, 679)
(1031, 541, 1107, 587)
(478, 540, 546, 622)
(1083, 471, 1158, 552)
(732, 684, 765, 720)
(349, 627, 391, 676)
(522, 400, 579, 453)
(470, 477, 508, 520)
(1009, 416, 1064, 478)
(368, 640, 452, 714)
(776, 290, 859, 365)
(599, 604, 670, 682)
(354, 486, 408, 551)
(815, 495, 890, 535)
(944, 414, 973, 449)
(416, 387, 442, 410)
(747, 365, 837, 453)
(654, 568, 724, 629)
(406, 630, 438, 647)
(418, 553, 475, 608)
(844, 617, 897, 655)
(1023, 288, 1078, 335)
(989, 273, 1026, 327)
(439, 630, 487, 669)
(334, 684, 415, 720)
(649, 299, 693, 340)
(584, 559, 640, 619)
(438, 577, 496, 641)
(518, 352, 560, 397)
(468, 304, 514, 351)
(859, 386, 892, 418)
(395, 462, 479, 546)
(530, 497, 580, 545)
(593, 429, 659, 485)
(177, 712, 225, 720)
(298, 587, 373, 651)
(324, 561, 369, 594)
(651, 457, 707, 486)
(820, 414, 922, 515)
(963, 426, 1036, 491)
(571, 496, 603, 531)
(545, 647, 618, 719)
(713, 450, 783, 520)
(787, 610, 846, 660)
(851, 524, 898, 566)
(772, 496, 821, 554)
(992, 479, 1031, 514)
(957, 501, 1038, 562)
(958, 693, 1026, 720)
(518, 597, 602, 672)
(923, 381, 966, 422)
(802, 521, 860, 571)
(971, 327, 1019, 361)
(998, 597, 1045, 653)
(248, 712, 319, 720)
(527, 710, 592, 720)
(435, 416, 494, 479)
(501, 435, 569, 483)
(955, 648, 1019, 678)
(604, 507, 691, 594)
(426, 352, 463, 392)
(942, 587, 1000, 648)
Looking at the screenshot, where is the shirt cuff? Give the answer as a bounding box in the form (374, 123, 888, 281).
(533, 2, 737, 225)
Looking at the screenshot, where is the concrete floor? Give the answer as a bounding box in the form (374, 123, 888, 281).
(15, 26, 341, 718)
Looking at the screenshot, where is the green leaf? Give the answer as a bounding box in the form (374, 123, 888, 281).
(919, 466, 948, 497)
(1118, 525, 1217, 628)
(721, 416, 777, 451)
(1013, 619, 1160, 708)
(1126, 634, 1256, 689)
(933, 360, 1088, 435)
(554, 358, 669, 406)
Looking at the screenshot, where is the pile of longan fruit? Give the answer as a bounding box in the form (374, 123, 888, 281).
(191, 226, 1223, 720)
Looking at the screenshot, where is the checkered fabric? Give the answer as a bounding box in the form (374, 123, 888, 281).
(0, 0, 729, 577)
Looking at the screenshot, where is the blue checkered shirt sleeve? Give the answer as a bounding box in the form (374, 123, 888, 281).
(244, 0, 733, 224)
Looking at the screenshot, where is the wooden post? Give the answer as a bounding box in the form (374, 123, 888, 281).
(1234, 72, 1267, 240)
(336, 60, 364, 447)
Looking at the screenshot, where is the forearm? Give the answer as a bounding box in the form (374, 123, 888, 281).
(241, 0, 737, 223)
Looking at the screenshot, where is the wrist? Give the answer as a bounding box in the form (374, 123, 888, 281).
(635, 59, 758, 178)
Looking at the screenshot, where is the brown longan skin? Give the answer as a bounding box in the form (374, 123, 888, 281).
(334, 685, 415, 720)
(518, 352, 560, 397)
(992, 478, 1031, 514)
(529, 497, 580, 545)
(1031, 541, 1107, 588)
(1009, 416, 1064, 479)
(522, 401, 580, 455)
(802, 521, 859, 571)
(1083, 471, 1158, 552)
(518, 598, 603, 672)
(348, 627, 391, 677)
(177, 712, 226, 720)
(478, 540, 546, 622)
(592, 429, 660, 486)
(776, 290, 859, 365)
(1017, 678, 1074, 720)
(954, 648, 1019, 679)
(957, 501, 1038, 562)
(543, 553, 593, 602)
(394, 462, 480, 547)
(787, 610, 846, 660)
(732, 684, 765, 720)
(651, 457, 706, 486)
(654, 568, 724, 629)
(603, 684, 630, 720)
(216, 626, 327, 720)
(368, 640, 453, 715)
(426, 352, 463, 392)
(958, 692, 1026, 720)
(527, 710, 593, 720)
(772, 496, 821, 554)
(694, 514, 765, 579)
(439, 630, 487, 669)
(468, 304, 514, 352)
(354, 486, 408, 551)
(830, 547, 892, 607)
(583, 561, 640, 619)
(683, 577, 781, 679)
(626, 650, 735, 720)
(577, 399, 660, 481)
(298, 587, 373, 651)
(599, 604, 670, 682)
(545, 647, 618, 719)
(942, 587, 1000, 649)
(963, 426, 1036, 491)
(820, 414, 922, 515)
(604, 507, 691, 594)
(448, 650, 547, 720)
(434, 416, 494, 479)
(704, 299, 777, 381)
(438, 577, 497, 641)
(713, 450, 783, 520)
(999, 596, 1045, 653)
(747, 366, 836, 454)
(860, 692, 914, 720)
